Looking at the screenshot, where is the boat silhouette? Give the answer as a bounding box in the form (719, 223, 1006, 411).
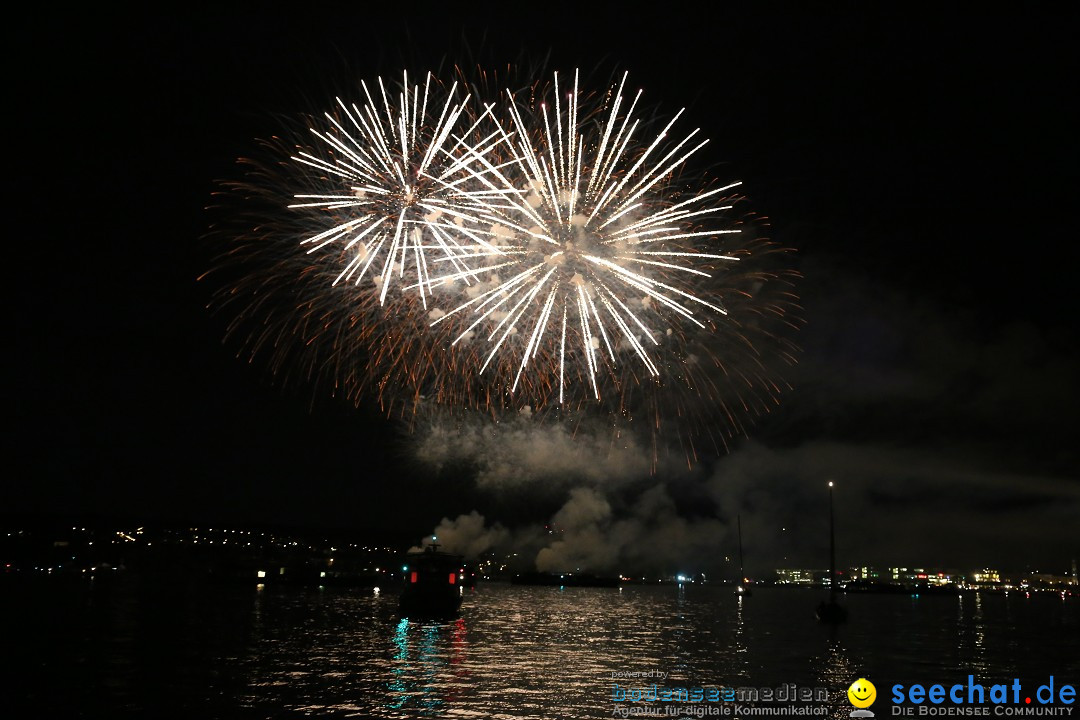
(815, 481, 848, 624)
(399, 542, 465, 619)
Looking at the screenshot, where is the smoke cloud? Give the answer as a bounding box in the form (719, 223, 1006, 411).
(415, 414, 655, 488)
(416, 430, 1080, 578)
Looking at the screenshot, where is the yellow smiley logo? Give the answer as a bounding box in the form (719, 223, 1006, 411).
(848, 678, 876, 708)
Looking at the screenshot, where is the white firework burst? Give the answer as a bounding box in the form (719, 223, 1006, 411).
(287, 71, 507, 310)
(212, 67, 799, 450)
(431, 70, 746, 411)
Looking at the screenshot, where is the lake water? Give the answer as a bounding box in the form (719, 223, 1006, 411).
(7, 577, 1078, 718)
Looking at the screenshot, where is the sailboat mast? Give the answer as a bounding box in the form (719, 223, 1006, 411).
(737, 514, 745, 583)
(828, 481, 836, 599)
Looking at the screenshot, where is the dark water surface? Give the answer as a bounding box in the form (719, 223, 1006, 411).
(7, 577, 1078, 718)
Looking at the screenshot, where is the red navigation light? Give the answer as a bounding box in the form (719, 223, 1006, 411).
(449, 573, 456, 585)
(410, 572, 418, 583)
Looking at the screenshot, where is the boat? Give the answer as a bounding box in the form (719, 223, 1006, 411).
(845, 579, 959, 596)
(399, 542, 465, 618)
(815, 481, 848, 624)
(844, 579, 907, 594)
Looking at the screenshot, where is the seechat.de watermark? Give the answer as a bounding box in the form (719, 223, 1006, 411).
(889, 676, 1075, 716)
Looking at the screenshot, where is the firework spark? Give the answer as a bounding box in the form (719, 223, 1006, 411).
(207, 71, 506, 414)
(423, 70, 799, 449)
(209, 68, 800, 454)
(287, 70, 507, 309)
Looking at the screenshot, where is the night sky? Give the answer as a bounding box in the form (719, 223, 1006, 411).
(8, 7, 1077, 574)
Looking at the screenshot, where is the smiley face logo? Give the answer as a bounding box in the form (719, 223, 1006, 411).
(848, 678, 876, 708)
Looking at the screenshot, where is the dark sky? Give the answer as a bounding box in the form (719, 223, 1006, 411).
(7, 7, 1078, 572)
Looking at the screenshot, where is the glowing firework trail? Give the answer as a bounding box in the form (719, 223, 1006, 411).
(288, 71, 502, 309)
(432, 70, 746, 410)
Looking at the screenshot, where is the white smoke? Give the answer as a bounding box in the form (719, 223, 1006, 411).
(415, 415, 654, 488)
(423, 484, 732, 576)
(411, 510, 509, 557)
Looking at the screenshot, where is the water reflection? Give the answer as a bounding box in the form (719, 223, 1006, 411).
(970, 592, 990, 675)
(815, 636, 858, 720)
(730, 593, 751, 683)
(669, 582, 692, 682)
(386, 618, 410, 711)
(383, 616, 472, 715)
(12, 581, 1075, 719)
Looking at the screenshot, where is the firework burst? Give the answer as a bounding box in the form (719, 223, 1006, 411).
(207, 71, 506, 414)
(424, 70, 800, 450)
(287, 70, 504, 308)
(208, 68, 800, 455)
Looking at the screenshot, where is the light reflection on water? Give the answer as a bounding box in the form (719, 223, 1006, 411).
(9, 579, 1079, 718)
(229, 584, 1078, 718)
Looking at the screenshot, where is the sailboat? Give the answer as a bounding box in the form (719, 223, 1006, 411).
(815, 481, 848, 623)
(736, 514, 752, 596)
